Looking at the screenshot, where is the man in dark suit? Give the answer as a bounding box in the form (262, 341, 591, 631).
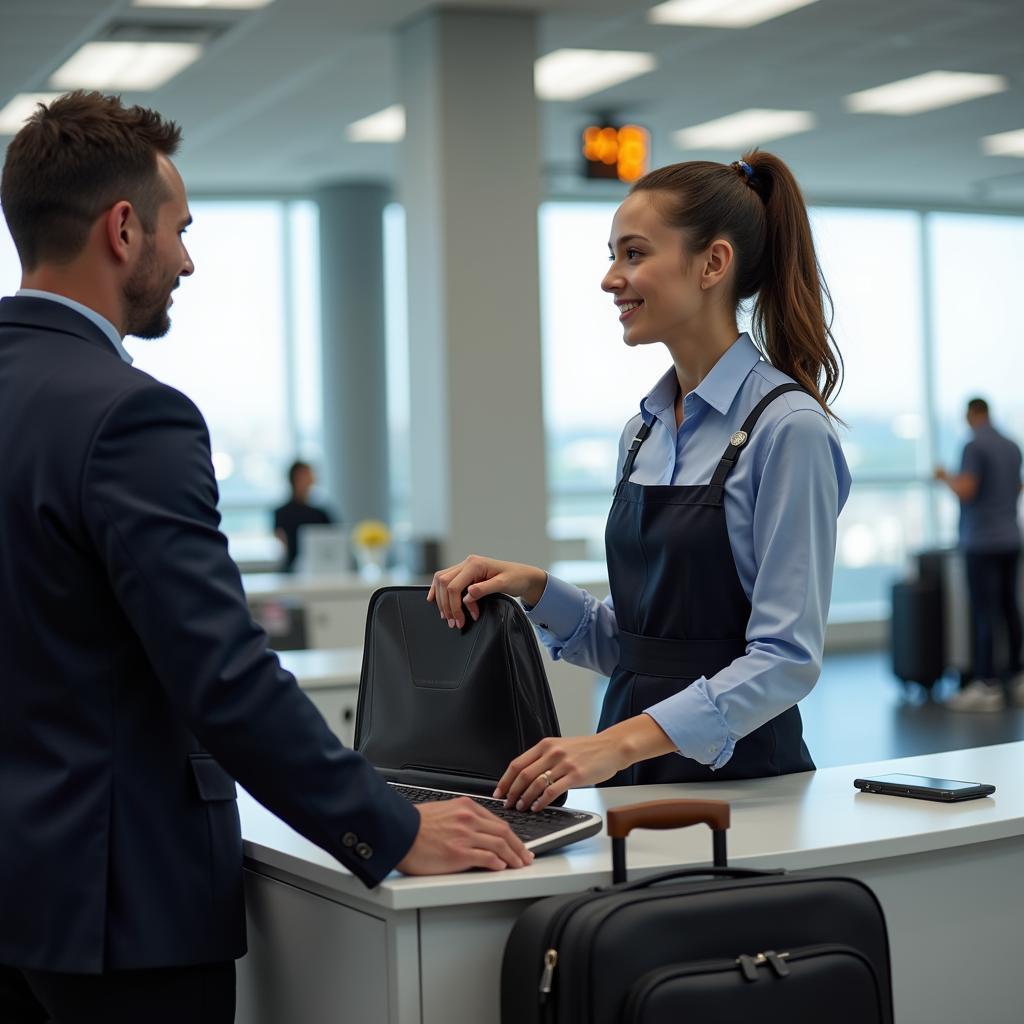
(0, 92, 530, 1024)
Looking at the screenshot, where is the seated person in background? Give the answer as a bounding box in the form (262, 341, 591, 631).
(273, 459, 334, 571)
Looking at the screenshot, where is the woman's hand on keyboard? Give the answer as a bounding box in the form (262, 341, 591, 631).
(496, 717, 677, 812)
(396, 797, 534, 875)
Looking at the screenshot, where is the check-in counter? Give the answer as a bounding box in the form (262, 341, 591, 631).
(236, 742, 1024, 1024)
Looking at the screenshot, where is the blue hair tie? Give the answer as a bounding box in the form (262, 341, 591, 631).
(737, 160, 754, 181)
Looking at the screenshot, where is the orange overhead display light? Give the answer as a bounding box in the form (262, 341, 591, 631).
(582, 123, 649, 183)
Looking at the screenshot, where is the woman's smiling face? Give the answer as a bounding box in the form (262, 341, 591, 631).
(601, 191, 707, 348)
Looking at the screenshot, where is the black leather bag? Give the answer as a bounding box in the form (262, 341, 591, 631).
(501, 800, 893, 1023)
(354, 586, 562, 798)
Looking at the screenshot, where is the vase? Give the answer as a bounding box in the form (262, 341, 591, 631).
(354, 544, 387, 582)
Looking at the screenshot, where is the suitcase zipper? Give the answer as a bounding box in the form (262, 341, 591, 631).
(534, 890, 600, 1010)
(737, 950, 790, 980)
(539, 949, 558, 995)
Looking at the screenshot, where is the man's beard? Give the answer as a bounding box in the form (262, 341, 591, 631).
(123, 238, 175, 340)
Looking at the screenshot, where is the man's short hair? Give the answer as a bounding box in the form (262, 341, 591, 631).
(288, 461, 313, 489)
(967, 397, 990, 418)
(0, 91, 181, 271)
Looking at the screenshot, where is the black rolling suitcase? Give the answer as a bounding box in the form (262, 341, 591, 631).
(501, 800, 893, 1023)
(891, 577, 945, 688)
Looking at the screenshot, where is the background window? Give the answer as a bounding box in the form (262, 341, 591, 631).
(811, 208, 928, 619)
(928, 212, 1024, 545)
(384, 202, 411, 530)
(536, 197, 974, 614)
(0, 222, 19, 294)
(538, 202, 669, 557)
(0, 200, 321, 553)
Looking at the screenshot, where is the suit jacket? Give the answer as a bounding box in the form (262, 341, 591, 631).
(0, 296, 419, 973)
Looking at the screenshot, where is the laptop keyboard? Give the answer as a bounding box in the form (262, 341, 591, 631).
(389, 782, 594, 842)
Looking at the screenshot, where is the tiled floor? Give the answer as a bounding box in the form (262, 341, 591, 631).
(802, 651, 1024, 769)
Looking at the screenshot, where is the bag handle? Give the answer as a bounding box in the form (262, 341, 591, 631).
(606, 799, 730, 883)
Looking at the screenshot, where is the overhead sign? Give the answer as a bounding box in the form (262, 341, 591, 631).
(582, 123, 649, 183)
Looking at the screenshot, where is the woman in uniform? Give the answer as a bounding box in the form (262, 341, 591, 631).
(428, 151, 850, 812)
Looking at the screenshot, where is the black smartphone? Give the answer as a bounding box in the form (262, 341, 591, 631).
(853, 773, 995, 802)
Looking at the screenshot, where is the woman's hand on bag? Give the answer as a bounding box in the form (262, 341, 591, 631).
(494, 717, 677, 812)
(427, 554, 547, 628)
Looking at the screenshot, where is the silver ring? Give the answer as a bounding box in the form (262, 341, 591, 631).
(541, 770, 553, 788)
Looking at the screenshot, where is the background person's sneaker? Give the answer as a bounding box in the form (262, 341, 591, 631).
(945, 679, 1005, 712)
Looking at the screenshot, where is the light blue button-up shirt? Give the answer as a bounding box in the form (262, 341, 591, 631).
(526, 334, 851, 770)
(16, 288, 133, 365)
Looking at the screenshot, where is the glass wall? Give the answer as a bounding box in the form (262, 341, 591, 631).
(812, 208, 929, 619)
(928, 213, 1024, 542)
(0, 222, 18, 293)
(7, 194, 1022, 607)
(0, 199, 321, 551)
(538, 200, 1024, 621)
(384, 202, 412, 529)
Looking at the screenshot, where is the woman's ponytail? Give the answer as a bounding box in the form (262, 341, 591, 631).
(631, 151, 843, 418)
(742, 151, 843, 415)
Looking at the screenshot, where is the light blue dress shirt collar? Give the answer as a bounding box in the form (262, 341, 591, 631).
(16, 288, 133, 365)
(640, 333, 761, 422)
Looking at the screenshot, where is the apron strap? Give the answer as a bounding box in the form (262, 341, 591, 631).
(614, 420, 653, 496)
(710, 383, 806, 487)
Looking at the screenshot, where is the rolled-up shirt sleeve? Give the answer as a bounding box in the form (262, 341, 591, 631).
(524, 574, 621, 678)
(644, 409, 845, 768)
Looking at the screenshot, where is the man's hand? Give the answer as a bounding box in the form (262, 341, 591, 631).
(396, 797, 534, 875)
(427, 554, 547, 628)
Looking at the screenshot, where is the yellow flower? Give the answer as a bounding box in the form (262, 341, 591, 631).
(352, 519, 391, 549)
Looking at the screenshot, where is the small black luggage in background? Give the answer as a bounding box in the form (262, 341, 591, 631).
(501, 800, 893, 1024)
(891, 577, 945, 689)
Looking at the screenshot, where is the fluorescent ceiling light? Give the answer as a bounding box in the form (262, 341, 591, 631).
(649, 0, 821, 28)
(347, 105, 405, 143)
(845, 71, 1007, 115)
(673, 108, 815, 149)
(50, 41, 203, 91)
(132, 0, 274, 7)
(981, 128, 1024, 158)
(0, 92, 63, 135)
(535, 49, 656, 101)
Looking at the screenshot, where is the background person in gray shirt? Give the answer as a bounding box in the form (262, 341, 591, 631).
(935, 397, 1023, 711)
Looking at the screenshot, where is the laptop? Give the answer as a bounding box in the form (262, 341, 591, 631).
(385, 780, 602, 856)
(355, 587, 603, 855)
(294, 524, 351, 575)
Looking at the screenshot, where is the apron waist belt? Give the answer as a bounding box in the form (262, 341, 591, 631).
(617, 631, 747, 679)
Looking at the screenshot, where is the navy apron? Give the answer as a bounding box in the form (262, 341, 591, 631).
(597, 383, 815, 785)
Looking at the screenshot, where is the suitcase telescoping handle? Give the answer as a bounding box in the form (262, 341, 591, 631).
(607, 799, 730, 884)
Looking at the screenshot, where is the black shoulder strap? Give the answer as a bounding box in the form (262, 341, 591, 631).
(709, 383, 805, 487)
(614, 420, 653, 496)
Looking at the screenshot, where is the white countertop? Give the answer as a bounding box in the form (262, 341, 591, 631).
(240, 741, 1024, 913)
(275, 648, 363, 688)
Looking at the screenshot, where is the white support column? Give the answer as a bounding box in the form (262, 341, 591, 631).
(398, 9, 550, 569)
